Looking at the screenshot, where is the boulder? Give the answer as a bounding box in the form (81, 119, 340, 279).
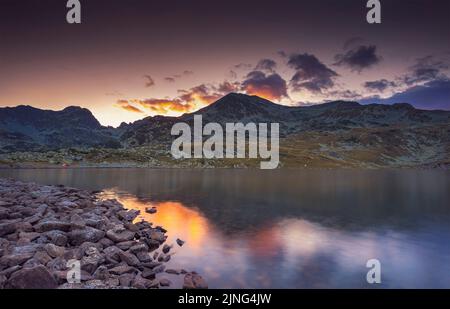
(68, 227, 105, 246)
(6, 265, 58, 289)
(106, 229, 135, 243)
(109, 265, 138, 276)
(34, 220, 71, 233)
(183, 272, 208, 289)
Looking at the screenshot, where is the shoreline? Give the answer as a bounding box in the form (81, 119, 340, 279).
(0, 178, 207, 289)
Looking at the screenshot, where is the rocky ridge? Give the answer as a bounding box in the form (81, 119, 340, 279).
(0, 178, 207, 289)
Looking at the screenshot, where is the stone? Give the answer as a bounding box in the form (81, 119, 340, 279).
(129, 243, 148, 254)
(149, 230, 166, 243)
(162, 244, 171, 254)
(68, 227, 105, 246)
(6, 265, 58, 289)
(131, 274, 153, 289)
(81, 248, 105, 274)
(145, 207, 157, 214)
(118, 250, 140, 266)
(46, 257, 68, 272)
(159, 278, 171, 287)
(46, 231, 68, 246)
(99, 237, 114, 248)
(109, 265, 138, 276)
(0, 274, 6, 289)
(34, 251, 52, 265)
(166, 269, 180, 275)
(116, 241, 136, 251)
(0, 265, 22, 277)
(0, 221, 16, 237)
(183, 272, 208, 289)
(106, 230, 135, 243)
(34, 220, 71, 232)
(118, 273, 135, 287)
(44, 243, 66, 258)
(141, 268, 156, 280)
(135, 251, 152, 263)
(0, 252, 34, 267)
(176, 238, 185, 246)
(117, 210, 140, 222)
(93, 265, 109, 280)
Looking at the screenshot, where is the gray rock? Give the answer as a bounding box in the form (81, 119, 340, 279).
(106, 230, 135, 243)
(44, 243, 66, 258)
(0, 252, 34, 267)
(183, 272, 208, 289)
(68, 227, 105, 246)
(0, 221, 17, 237)
(35, 220, 71, 232)
(6, 265, 58, 289)
(159, 278, 171, 287)
(109, 265, 138, 276)
(118, 250, 140, 266)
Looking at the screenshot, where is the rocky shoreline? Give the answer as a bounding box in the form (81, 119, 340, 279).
(0, 178, 207, 289)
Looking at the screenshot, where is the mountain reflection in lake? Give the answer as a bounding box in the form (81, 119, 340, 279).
(1, 168, 449, 288)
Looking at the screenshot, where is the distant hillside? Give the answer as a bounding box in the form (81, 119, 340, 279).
(1, 93, 449, 168)
(0, 105, 119, 152)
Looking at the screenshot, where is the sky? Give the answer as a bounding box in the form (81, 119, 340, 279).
(1, 0, 450, 127)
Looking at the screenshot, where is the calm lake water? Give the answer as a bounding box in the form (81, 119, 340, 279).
(1, 168, 449, 288)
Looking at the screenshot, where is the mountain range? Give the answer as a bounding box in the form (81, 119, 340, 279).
(1, 93, 449, 168)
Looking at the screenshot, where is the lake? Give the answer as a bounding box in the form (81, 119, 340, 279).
(1, 168, 449, 288)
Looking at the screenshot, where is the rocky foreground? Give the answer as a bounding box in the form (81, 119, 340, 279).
(0, 178, 207, 289)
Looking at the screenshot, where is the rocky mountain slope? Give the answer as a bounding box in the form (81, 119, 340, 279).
(1, 93, 449, 168)
(0, 106, 119, 153)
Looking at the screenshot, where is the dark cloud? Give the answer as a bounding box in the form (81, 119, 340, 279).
(255, 59, 277, 72)
(334, 45, 382, 72)
(360, 79, 450, 110)
(241, 71, 288, 100)
(183, 70, 194, 76)
(364, 79, 397, 92)
(343, 37, 364, 50)
(402, 56, 449, 86)
(143, 75, 155, 87)
(217, 81, 240, 94)
(164, 77, 176, 83)
(277, 50, 288, 58)
(234, 63, 253, 70)
(287, 53, 338, 93)
(327, 89, 362, 100)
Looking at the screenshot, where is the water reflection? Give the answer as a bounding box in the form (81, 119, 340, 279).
(1, 168, 449, 288)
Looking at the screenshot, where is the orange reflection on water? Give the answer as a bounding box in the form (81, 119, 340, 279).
(114, 195, 210, 252)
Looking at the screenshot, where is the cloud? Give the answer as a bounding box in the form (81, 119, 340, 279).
(134, 98, 194, 114)
(255, 59, 277, 72)
(327, 90, 362, 100)
(234, 63, 253, 70)
(402, 56, 449, 86)
(363, 79, 397, 92)
(217, 81, 240, 93)
(164, 77, 176, 83)
(115, 99, 144, 113)
(287, 53, 338, 93)
(360, 79, 450, 110)
(163, 70, 194, 83)
(241, 71, 288, 101)
(143, 75, 155, 87)
(343, 37, 364, 50)
(334, 45, 382, 72)
(178, 84, 224, 106)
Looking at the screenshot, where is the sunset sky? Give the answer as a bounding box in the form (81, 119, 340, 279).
(1, 0, 450, 126)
